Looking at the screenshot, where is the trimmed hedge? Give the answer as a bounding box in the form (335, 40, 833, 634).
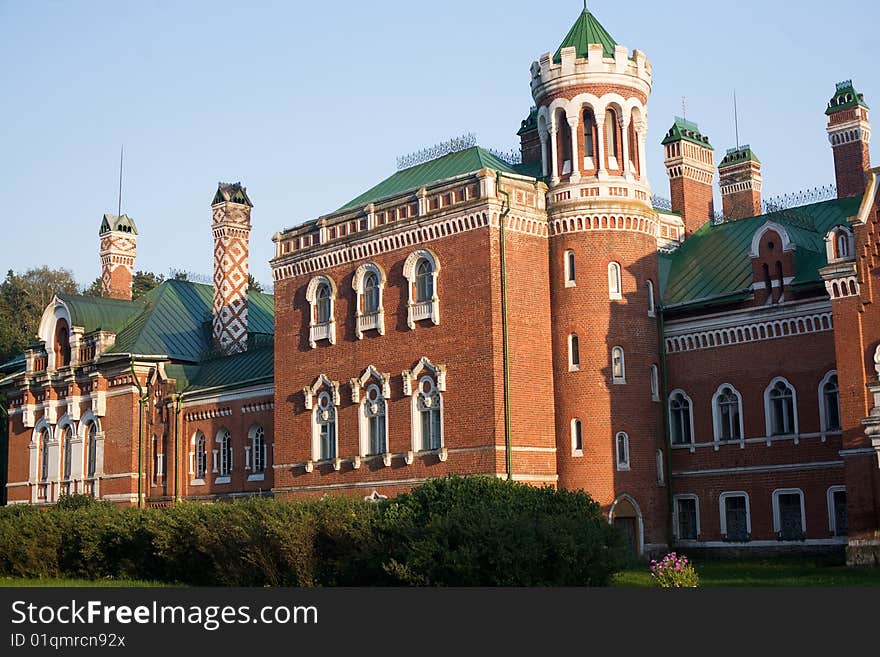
(0, 476, 626, 586)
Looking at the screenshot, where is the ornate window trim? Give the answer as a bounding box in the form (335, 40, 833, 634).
(403, 249, 440, 329)
(402, 357, 447, 396)
(191, 431, 207, 484)
(764, 376, 799, 439)
(247, 424, 267, 480)
(711, 383, 745, 447)
(351, 366, 392, 459)
(818, 370, 840, 434)
(668, 389, 695, 448)
(305, 275, 337, 348)
(307, 379, 340, 465)
(215, 428, 232, 483)
(825, 225, 854, 263)
(352, 263, 386, 339)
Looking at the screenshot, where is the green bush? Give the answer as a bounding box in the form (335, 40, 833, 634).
(0, 477, 627, 586)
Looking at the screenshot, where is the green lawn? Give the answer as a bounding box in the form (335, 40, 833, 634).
(0, 576, 173, 588)
(614, 557, 880, 587)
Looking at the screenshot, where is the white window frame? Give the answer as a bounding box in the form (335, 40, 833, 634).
(569, 334, 580, 372)
(411, 375, 444, 453)
(668, 389, 695, 448)
(611, 346, 626, 384)
(311, 390, 339, 463)
(764, 376, 799, 438)
(615, 432, 630, 471)
(711, 383, 745, 445)
(352, 262, 386, 339)
(571, 418, 583, 456)
(827, 485, 847, 536)
(305, 275, 337, 348)
(608, 262, 622, 300)
(191, 431, 207, 484)
(650, 364, 660, 402)
(656, 449, 665, 486)
(818, 370, 840, 434)
(646, 279, 655, 317)
(672, 494, 700, 540)
(719, 491, 751, 538)
(564, 249, 576, 287)
(248, 424, 267, 481)
(215, 428, 232, 484)
(771, 488, 806, 537)
(403, 249, 440, 329)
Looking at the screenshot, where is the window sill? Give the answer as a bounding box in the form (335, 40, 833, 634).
(572, 449, 584, 457)
(651, 395, 660, 402)
(190, 479, 205, 487)
(612, 378, 626, 385)
(616, 465, 631, 472)
(609, 293, 622, 301)
(214, 476, 231, 485)
(247, 473, 265, 482)
(565, 280, 576, 288)
(569, 365, 580, 372)
(671, 443, 696, 453)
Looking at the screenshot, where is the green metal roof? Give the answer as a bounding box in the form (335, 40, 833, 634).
(826, 79, 869, 115)
(517, 107, 538, 136)
(169, 345, 274, 394)
(662, 196, 861, 308)
(212, 182, 253, 207)
(553, 8, 617, 63)
(720, 145, 760, 168)
(99, 213, 138, 235)
(57, 293, 145, 334)
(106, 279, 273, 362)
(661, 117, 713, 148)
(337, 147, 521, 213)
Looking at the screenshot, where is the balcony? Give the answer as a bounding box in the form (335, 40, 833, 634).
(308, 320, 335, 349)
(407, 299, 438, 329)
(356, 312, 383, 338)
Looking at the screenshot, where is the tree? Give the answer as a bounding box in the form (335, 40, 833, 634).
(247, 274, 263, 294)
(131, 271, 163, 300)
(0, 267, 79, 364)
(81, 277, 103, 298)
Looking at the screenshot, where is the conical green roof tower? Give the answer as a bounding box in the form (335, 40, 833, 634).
(553, 6, 617, 63)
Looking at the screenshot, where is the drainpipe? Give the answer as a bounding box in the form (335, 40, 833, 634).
(657, 306, 676, 547)
(495, 171, 513, 481)
(172, 392, 184, 502)
(130, 358, 150, 508)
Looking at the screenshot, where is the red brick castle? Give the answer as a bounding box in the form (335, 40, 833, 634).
(3, 8, 879, 564)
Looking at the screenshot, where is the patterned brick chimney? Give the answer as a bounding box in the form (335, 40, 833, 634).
(98, 213, 137, 300)
(718, 145, 762, 220)
(211, 182, 252, 355)
(662, 117, 715, 236)
(827, 80, 871, 198)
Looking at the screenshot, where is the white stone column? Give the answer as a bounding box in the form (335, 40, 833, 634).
(538, 128, 549, 178)
(567, 114, 581, 183)
(548, 123, 559, 185)
(635, 119, 649, 184)
(621, 113, 632, 180)
(594, 111, 607, 180)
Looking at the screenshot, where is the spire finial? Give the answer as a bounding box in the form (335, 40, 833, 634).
(117, 145, 124, 219)
(734, 90, 740, 149)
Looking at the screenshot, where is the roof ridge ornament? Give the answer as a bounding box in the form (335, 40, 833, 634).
(396, 133, 478, 170)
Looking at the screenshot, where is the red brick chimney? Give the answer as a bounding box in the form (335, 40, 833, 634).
(826, 80, 871, 198)
(211, 182, 252, 355)
(718, 145, 762, 220)
(98, 214, 137, 300)
(662, 117, 715, 236)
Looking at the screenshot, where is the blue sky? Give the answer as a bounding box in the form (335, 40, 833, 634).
(1, 0, 877, 288)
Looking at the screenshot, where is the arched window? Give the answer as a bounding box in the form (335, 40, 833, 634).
(608, 262, 622, 299)
(571, 418, 583, 454)
(611, 346, 626, 383)
(775, 261, 785, 301)
(251, 425, 267, 474)
(605, 108, 619, 166)
(39, 427, 50, 481)
(656, 449, 665, 485)
(564, 250, 576, 287)
(364, 272, 380, 314)
(616, 432, 630, 470)
(404, 250, 440, 328)
(194, 432, 207, 480)
(766, 378, 797, 436)
(85, 422, 97, 479)
(560, 114, 572, 174)
(315, 391, 337, 460)
(583, 108, 596, 161)
(416, 259, 434, 302)
(54, 319, 71, 368)
(306, 275, 337, 348)
(569, 334, 580, 371)
(628, 120, 639, 173)
(650, 364, 660, 401)
(316, 283, 331, 323)
(61, 425, 73, 482)
(669, 391, 693, 445)
(646, 280, 655, 316)
(713, 385, 743, 442)
(416, 376, 442, 451)
(152, 435, 159, 485)
(363, 383, 388, 455)
(217, 429, 232, 477)
(820, 372, 840, 432)
(837, 232, 850, 259)
(762, 263, 772, 303)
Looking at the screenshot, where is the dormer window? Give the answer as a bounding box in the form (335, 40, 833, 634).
(54, 319, 70, 368)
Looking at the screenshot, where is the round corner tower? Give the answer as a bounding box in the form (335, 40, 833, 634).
(532, 7, 667, 555)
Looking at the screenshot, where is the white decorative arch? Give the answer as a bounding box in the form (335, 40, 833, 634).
(303, 374, 341, 409)
(608, 493, 645, 555)
(350, 365, 392, 403)
(37, 296, 77, 372)
(750, 221, 794, 258)
(246, 423, 267, 478)
(354, 368, 390, 459)
(305, 275, 337, 348)
(824, 225, 854, 262)
(402, 357, 447, 396)
(352, 262, 386, 338)
(668, 388, 695, 446)
(403, 249, 441, 329)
